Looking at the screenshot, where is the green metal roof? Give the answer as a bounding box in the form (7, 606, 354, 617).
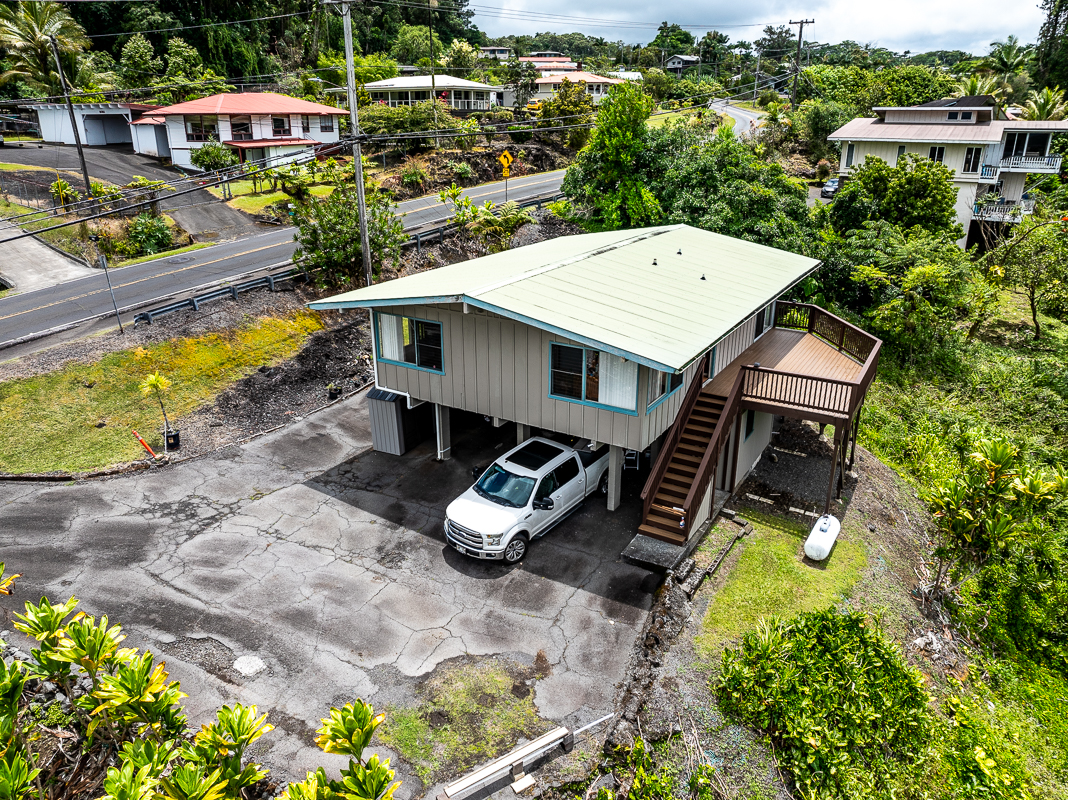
(308, 224, 821, 372)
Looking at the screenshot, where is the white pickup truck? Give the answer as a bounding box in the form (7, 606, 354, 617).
(444, 437, 610, 563)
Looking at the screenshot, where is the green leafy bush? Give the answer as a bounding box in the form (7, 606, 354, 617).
(49, 178, 80, 208)
(448, 160, 475, 181)
(506, 124, 533, 144)
(939, 696, 1031, 799)
(190, 137, 239, 172)
(400, 158, 428, 188)
(126, 213, 173, 255)
(716, 609, 931, 799)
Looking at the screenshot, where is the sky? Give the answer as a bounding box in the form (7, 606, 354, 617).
(471, 0, 1046, 57)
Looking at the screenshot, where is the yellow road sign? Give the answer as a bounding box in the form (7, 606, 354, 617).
(498, 150, 513, 167)
(502, 166, 510, 178)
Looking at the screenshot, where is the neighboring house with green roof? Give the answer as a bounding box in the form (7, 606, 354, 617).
(310, 224, 880, 553)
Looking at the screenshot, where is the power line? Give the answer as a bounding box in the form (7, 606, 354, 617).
(86, 10, 315, 38)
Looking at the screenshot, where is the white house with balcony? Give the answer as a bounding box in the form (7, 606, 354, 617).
(129, 92, 343, 170)
(362, 76, 501, 112)
(828, 96, 1068, 247)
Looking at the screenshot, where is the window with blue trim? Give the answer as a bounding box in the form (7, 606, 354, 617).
(550, 343, 637, 412)
(377, 313, 443, 372)
(648, 369, 683, 407)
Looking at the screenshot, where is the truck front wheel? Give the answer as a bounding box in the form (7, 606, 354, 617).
(503, 533, 528, 563)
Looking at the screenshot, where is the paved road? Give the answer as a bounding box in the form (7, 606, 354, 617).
(0, 169, 565, 346)
(0, 220, 96, 292)
(0, 144, 263, 239)
(712, 101, 763, 136)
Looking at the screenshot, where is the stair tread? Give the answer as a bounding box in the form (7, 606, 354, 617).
(637, 524, 686, 544)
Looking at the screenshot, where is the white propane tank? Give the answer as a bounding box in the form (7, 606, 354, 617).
(804, 514, 841, 561)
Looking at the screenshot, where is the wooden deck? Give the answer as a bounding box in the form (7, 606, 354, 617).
(705, 328, 863, 397)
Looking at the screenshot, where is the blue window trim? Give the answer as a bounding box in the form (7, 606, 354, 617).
(373, 310, 446, 375)
(744, 409, 757, 441)
(547, 341, 639, 417)
(647, 368, 685, 413)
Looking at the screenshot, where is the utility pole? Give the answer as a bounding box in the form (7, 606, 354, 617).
(98, 253, 124, 333)
(753, 54, 760, 101)
(789, 19, 814, 106)
(428, 0, 439, 133)
(337, 0, 373, 287)
(49, 36, 93, 204)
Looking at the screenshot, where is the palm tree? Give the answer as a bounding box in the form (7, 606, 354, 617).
(0, 1, 89, 94)
(983, 35, 1033, 79)
(1022, 86, 1068, 120)
(952, 74, 1004, 100)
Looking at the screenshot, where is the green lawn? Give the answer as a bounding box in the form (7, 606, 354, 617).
(648, 109, 700, 128)
(113, 242, 212, 268)
(0, 311, 324, 474)
(697, 511, 866, 654)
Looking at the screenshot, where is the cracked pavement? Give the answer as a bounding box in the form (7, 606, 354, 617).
(0, 393, 655, 793)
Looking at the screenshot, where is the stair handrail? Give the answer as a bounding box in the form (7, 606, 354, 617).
(640, 352, 709, 522)
(680, 364, 747, 535)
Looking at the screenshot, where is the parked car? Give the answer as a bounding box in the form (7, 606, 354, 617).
(820, 177, 839, 198)
(445, 437, 610, 563)
(526, 100, 543, 112)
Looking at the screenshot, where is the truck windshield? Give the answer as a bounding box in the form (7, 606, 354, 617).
(474, 464, 535, 508)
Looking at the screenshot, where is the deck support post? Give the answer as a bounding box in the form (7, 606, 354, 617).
(434, 404, 451, 461)
(836, 422, 847, 499)
(824, 426, 843, 515)
(848, 406, 862, 468)
(607, 445, 624, 511)
(729, 415, 742, 492)
(516, 423, 530, 445)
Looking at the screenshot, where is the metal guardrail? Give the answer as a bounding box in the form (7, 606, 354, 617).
(131, 191, 568, 326)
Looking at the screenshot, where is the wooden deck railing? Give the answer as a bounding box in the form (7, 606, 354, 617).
(774, 301, 879, 365)
(640, 351, 710, 526)
(641, 303, 882, 543)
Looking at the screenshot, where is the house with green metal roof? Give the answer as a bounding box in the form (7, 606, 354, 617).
(309, 224, 880, 551)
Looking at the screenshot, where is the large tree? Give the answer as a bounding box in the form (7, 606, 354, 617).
(0, 0, 89, 94)
(1037, 0, 1068, 89)
(648, 22, 694, 56)
(755, 24, 795, 61)
(830, 153, 961, 237)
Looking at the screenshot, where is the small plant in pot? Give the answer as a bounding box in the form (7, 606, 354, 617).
(327, 382, 342, 401)
(140, 371, 179, 453)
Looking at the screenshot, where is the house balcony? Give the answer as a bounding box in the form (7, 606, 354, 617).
(999, 154, 1062, 173)
(639, 302, 881, 545)
(978, 164, 1000, 183)
(973, 198, 1036, 223)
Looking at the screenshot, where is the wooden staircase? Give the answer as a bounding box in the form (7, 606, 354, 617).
(639, 390, 728, 544)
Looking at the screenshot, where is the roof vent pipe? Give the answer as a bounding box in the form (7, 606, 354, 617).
(700, 274, 706, 280)
(678, 249, 682, 255)
(652, 259, 657, 265)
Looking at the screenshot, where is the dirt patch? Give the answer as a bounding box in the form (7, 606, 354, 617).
(376, 654, 553, 794)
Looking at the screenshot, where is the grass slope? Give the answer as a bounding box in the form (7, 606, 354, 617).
(0, 311, 323, 474)
(697, 511, 866, 653)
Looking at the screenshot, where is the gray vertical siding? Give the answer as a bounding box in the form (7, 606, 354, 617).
(373, 303, 766, 452)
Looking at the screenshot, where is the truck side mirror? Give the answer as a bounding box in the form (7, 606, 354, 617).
(532, 497, 554, 511)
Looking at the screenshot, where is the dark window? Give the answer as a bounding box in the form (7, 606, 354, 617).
(897, 145, 906, 162)
(554, 457, 580, 486)
(947, 111, 959, 120)
(184, 115, 218, 142)
(703, 346, 717, 380)
(963, 147, 982, 173)
(754, 304, 772, 338)
(1026, 132, 1051, 157)
(272, 116, 291, 136)
(845, 143, 855, 168)
(509, 440, 565, 470)
(1005, 131, 1025, 158)
(585, 350, 599, 402)
(229, 115, 252, 140)
(550, 344, 584, 400)
(929, 146, 945, 163)
(649, 369, 683, 406)
(534, 473, 558, 501)
(961, 111, 973, 120)
(376, 313, 444, 372)
(744, 409, 756, 439)
(301, 115, 310, 134)
(320, 115, 334, 132)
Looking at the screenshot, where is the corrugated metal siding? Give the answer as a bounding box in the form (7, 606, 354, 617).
(712, 315, 757, 378)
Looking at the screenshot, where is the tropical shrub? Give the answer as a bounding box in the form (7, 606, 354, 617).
(189, 137, 239, 172)
(465, 200, 536, 252)
(49, 178, 80, 209)
(126, 213, 172, 255)
(506, 124, 533, 144)
(716, 609, 931, 799)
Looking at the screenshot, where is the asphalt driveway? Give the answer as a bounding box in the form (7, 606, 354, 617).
(0, 392, 653, 792)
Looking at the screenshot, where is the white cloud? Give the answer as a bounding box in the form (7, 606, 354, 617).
(473, 0, 1045, 57)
